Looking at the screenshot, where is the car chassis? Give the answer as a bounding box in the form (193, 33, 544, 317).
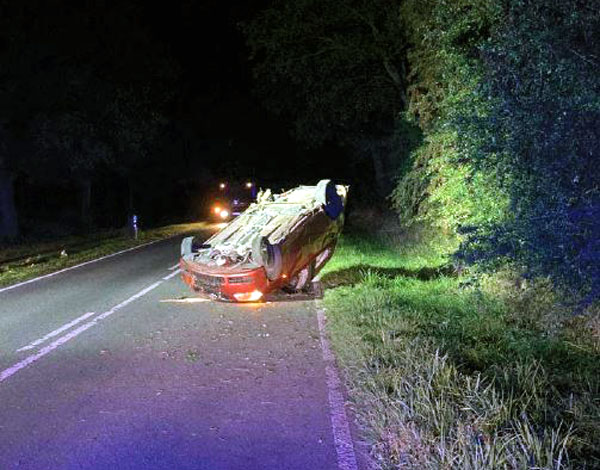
(180, 180, 347, 302)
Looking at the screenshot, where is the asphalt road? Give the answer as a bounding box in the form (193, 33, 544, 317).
(0, 229, 361, 470)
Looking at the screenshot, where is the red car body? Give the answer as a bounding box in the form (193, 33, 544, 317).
(180, 180, 347, 302)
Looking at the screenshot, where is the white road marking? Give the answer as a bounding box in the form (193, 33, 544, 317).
(94, 281, 162, 321)
(16, 311, 97, 352)
(1, 322, 97, 383)
(0, 281, 163, 383)
(168, 263, 180, 271)
(159, 297, 210, 303)
(162, 268, 182, 280)
(15, 269, 181, 353)
(317, 308, 359, 470)
(0, 240, 164, 295)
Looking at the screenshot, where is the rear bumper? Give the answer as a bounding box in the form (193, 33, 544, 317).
(180, 259, 270, 302)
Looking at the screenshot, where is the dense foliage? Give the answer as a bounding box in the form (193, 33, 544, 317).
(247, 0, 600, 303)
(394, 0, 600, 303)
(244, 0, 412, 196)
(462, 0, 600, 304)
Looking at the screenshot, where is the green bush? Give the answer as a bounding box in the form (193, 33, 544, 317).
(323, 232, 600, 468)
(393, 0, 600, 304)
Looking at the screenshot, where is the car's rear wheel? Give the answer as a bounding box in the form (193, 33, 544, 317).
(252, 236, 282, 281)
(315, 179, 344, 220)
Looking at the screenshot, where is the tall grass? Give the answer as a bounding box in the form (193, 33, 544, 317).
(322, 230, 599, 469)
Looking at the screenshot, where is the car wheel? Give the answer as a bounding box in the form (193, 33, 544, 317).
(315, 179, 344, 220)
(252, 236, 282, 281)
(284, 260, 314, 293)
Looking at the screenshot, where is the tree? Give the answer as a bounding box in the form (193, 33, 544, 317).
(104, 85, 169, 216)
(458, 0, 600, 304)
(31, 108, 111, 229)
(0, 0, 177, 235)
(392, 0, 600, 305)
(0, 136, 19, 238)
(244, 0, 409, 195)
(391, 0, 504, 230)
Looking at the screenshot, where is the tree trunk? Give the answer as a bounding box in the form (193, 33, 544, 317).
(80, 179, 92, 232)
(0, 168, 19, 239)
(127, 178, 135, 215)
(371, 145, 393, 198)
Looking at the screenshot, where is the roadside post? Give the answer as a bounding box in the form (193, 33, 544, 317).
(130, 214, 139, 240)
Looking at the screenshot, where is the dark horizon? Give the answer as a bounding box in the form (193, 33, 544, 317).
(0, 0, 366, 239)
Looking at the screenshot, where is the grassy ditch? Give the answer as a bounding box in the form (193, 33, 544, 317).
(321, 231, 600, 469)
(0, 222, 210, 288)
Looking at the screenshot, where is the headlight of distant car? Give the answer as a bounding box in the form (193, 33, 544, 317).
(219, 209, 229, 219)
(213, 206, 222, 214)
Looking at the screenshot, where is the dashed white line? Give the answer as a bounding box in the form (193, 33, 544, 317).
(1, 280, 163, 383)
(94, 281, 162, 322)
(317, 308, 359, 470)
(16, 311, 97, 352)
(15, 265, 181, 354)
(1, 322, 98, 383)
(162, 268, 182, 281)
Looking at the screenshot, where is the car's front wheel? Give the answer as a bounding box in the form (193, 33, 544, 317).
(252, 236, 282, 281)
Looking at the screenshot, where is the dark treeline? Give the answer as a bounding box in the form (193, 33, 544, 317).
(0, 0, 295, 239)
(0, 0, 176, 237)
(244, 0, 600, 304)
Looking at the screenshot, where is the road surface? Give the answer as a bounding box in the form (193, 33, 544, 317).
(0, 229, 361, 470)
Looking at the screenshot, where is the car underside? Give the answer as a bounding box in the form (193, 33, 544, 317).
(180, 180, 347, 302)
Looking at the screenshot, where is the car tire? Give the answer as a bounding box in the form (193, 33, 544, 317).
(252, 236, 282, 281)
(283, 261, 314, 293)
(315, 179, 344, 220)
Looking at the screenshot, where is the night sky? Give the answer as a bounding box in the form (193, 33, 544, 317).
(139, 0, 350, 183)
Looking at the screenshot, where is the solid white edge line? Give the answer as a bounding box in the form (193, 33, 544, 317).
(0, 280, 163, 383)
(95, 281, 162, 321)
(168, 263, 180, 271)
(16, 311, 98, 352)
(317, 308, 359, 470)
(162, 268, 182, 281)
(0, 239, 164, 295)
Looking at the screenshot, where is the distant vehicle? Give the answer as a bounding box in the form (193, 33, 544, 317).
(181, 180, 348, 302)
(209, 180, 257, 221)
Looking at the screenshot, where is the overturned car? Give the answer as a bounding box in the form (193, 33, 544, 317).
(180, 179, 348, 302)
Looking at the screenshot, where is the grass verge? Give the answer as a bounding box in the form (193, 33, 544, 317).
(0, 222, 210, 288)
(321, 230, 599, 469)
